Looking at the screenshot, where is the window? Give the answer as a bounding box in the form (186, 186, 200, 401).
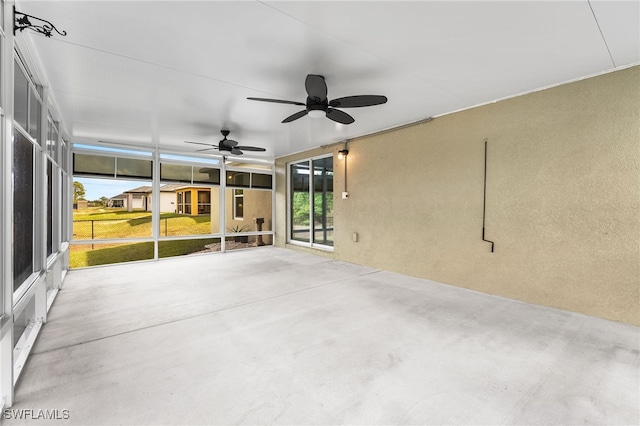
(197, 190, 211, 215)
(14, 58, 43, 143)
(13, 60, 28, 130)
(252, 173, 272, 189)
(73, 153, 152, 179)
(13, 129, 35, 290)
(233, 189, 243, 220)
(289, 156, 333, 247)
(225, 170, 271, 189)
(116, 157, 152, 179)
(73, 153, 115, 176)
(28, 88, 40, 141)
(226, 171, 250, 188)
(47, 160, 53, 257)
(161, 163, 191, 183)
(160, 163, 220, 184)
(184, 191, 191, 215)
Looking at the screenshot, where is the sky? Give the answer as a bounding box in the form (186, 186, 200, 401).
(75, 177, 150, 201)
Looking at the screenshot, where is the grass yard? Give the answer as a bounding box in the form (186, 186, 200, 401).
(71, 207, 220, 268)
(73, 208, 216, 240)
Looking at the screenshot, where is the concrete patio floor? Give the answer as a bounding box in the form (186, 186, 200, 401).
(7, 247, 639, 425)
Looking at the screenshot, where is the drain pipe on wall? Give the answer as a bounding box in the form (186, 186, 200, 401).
(482, 139, 495, 252)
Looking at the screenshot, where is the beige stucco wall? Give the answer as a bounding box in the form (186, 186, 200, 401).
(275, 66, 640, 325)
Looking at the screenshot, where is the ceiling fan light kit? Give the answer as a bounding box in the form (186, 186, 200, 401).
(248, 74, 387, 125)
(308, 110, 326, 118)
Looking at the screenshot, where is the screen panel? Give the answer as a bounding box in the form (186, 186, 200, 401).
(73, 153, 116, 176)
(13, 130, 34, 289)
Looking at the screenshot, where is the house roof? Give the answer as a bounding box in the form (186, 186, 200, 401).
(159, 184, 187, 192)
(124, 186, 152, 194)
(120, 184, 201, 195)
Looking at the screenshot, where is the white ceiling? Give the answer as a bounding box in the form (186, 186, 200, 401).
(16, 1, 640, 159)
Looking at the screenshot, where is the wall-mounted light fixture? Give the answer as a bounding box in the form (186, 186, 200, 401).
(338, 144, 349, 199)
(14, 7, 67, 37)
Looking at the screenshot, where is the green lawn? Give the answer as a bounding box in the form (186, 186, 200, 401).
(73, 208, 216, 239)
(71, 207, 220, 268)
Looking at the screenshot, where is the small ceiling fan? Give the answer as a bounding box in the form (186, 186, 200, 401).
(247, 74, 387, 125)
(185, 130, 266, 156)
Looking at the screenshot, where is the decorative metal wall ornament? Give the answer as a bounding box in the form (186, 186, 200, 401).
(14, 7, 67, 38)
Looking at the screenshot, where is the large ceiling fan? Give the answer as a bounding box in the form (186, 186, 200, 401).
(247, 74, 387, 125)
(185, 130, 266, 156)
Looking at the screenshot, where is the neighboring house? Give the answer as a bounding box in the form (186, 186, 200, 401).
(107, 187, 151, 211)
(107, 194, 126, 208)
(109, 184, 205, 214)
(175, 186, 212, 216)
(121, 186, 150, 211)
(107, 185, 270, 236)
(126, 184, 183, 213)
(155, 184, 182, 213)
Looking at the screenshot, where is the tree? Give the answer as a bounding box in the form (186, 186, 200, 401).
(99, 196, 109, 206)
(73, 181, 86, 203)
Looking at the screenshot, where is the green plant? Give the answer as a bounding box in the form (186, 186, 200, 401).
(227, 224, 249, 233)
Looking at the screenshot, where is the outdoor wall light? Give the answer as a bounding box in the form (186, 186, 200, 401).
(338, 149, 349, 160)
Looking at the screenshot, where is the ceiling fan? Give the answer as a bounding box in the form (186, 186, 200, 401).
(247, 74, 387, 125)
(185, 130, 266, 156)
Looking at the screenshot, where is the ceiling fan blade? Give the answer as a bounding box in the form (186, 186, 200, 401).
(231, 148, 243, 155)
(330, 95, 388, 108)
(247, 97, 305, 106)
(221, 139, 238, 147)
(236, 146, 266, 152)
(326, 108, 355, 124)
(195, 147, 218, 152)
(282, 109, 309, 123)
(305, 74, 327, 101)
(185, 141, 215, 147)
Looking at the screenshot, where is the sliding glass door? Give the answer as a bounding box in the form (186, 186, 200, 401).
(289, 156, 333, 248)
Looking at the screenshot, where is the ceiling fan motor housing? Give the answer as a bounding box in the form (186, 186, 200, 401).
(307, 97, 328, 112)
(307, 97, 328, 118)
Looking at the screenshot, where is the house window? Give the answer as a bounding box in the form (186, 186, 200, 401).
(233, 189, 244, 220)
(197, 190, 211, 215)
(289, 155, 333, 248)
(184, 191, 191, 215)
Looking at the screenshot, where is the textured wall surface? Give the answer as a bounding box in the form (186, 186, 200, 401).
(276, 66, 640, 325)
